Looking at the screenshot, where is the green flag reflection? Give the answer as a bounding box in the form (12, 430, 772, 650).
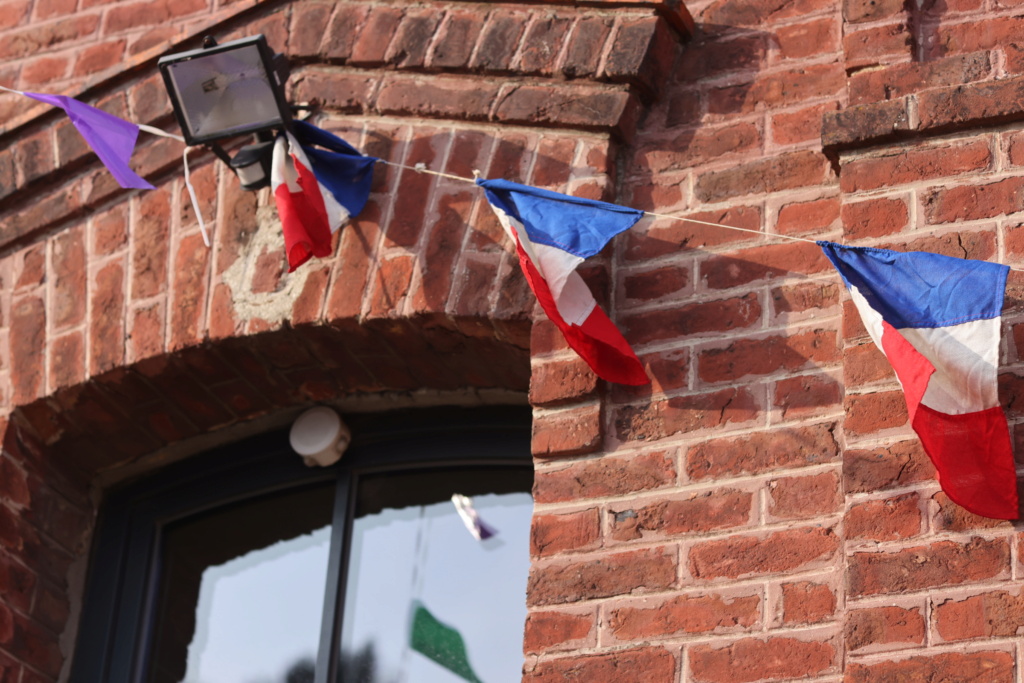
(409, 602, 484, 683)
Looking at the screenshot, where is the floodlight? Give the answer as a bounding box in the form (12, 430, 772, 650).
(158, 34, 291, 146)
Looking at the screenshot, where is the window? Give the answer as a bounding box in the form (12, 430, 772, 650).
(71, 408, 533, 683)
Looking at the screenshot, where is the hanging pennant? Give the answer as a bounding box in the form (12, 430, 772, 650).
(478, 178, 649, 386)
(820, 241, 1018, 520)
(3, 86, 154, 189)
(271, 121, 376, 271)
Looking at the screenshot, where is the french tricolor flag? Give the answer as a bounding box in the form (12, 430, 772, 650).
(820, 241, 1019, 520)
(478, 178, 649, 386)
(271, 121, 375, 271)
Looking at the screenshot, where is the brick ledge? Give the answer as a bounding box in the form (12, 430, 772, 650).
(822, 75, 1024, 169)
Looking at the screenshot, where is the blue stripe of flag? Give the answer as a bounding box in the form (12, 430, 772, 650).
(818, 241, 1008, 328)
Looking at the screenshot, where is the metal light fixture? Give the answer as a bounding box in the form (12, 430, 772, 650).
(158, 34, 291, 190)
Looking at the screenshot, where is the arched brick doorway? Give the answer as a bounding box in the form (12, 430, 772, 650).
(0, 1, 690, 680)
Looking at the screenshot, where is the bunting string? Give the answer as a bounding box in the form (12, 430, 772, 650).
(379, 159, 824, 247)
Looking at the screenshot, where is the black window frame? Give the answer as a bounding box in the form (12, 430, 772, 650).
(70, 406, 533, 683)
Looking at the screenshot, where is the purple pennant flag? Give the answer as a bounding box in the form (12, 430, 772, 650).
(23, 91, 154, 190)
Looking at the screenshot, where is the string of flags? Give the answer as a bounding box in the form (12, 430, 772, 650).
(4, 88, 1023, 520)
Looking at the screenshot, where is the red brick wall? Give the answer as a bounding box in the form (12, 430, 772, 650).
(2, 0, 1024, 681)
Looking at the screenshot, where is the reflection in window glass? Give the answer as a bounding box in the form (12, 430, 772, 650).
(147, 484, 334, 683)
(341, 468, 533, 683)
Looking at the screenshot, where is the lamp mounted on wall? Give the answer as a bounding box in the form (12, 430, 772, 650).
(158, 34, 291, 190)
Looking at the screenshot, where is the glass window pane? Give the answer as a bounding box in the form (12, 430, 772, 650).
(146, 483, 334, 683)
(341, 468, 533, 683)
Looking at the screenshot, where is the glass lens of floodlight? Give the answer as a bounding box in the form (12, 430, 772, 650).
(166, 44, 283, 141)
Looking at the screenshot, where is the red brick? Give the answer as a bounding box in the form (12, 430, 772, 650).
(73, 38, 126, 77)
(702, 0, 833, 27)
(771, 281, 841, 317)
(376, 74, 496, 121)
(13, 130, 54, 185)
(11, 296, 44, 404)
(561, 15, 613, 78)
(131, 191, 169, 301)
(844, 439, 935, 493)
(849, 51, 992, 106)
(698, 328, 839, 384)
(689, 636, 835, 683)
(847, 492, 922, 541)
(823, 99, 915, 150)
(696, 150, 827, 202)
(291, 71, 378, 113)
(939, 16, 1024, 58)
(621, 265, 690, 303)
(531, 508, 600, 557)
(429, 10, 484, 68)
(776, 196, 839, 236)
(349, 5, 404, 65)
(366, 254, 414, 319)
(0, 0, 29, 30)
(609, 591, 761, 640)
(840, 140, 992, 193)
(846, 651, 1013, 682)
(610, 489, 753, 541)
(898, 228, 997, 261)
(167, 233, 209, 350)
(842, 22, 912, 66)
(384, 8, 441, 68)
(703, 240, 830, 289)
(523, 609, 594, 654)
(933, 590, 1024, 641)
(690, 526, 839, 580)
(525, 647, 675, 683)
(88, 260, 124, 376)
(772, 102, 838, 146)
(843, 390, 908, 435)
(604, 17, 677, 93)
(129, 304, 164, 360)
(535, 451, 676, 504)
(530, 137, 575, 189)
(768, 471, 841, 519)
(842, 196, 909, 240)
(517, 15, 572, 75)
(614, 387, 759, 441)
(529, 357, 598, 406)
(624, 206, 760, 260)
(321, 4, 369, 60)
(845, 605, 926, 651)
(0, 15, 99, 60)
(485, 133, 535, 184)
(773, 373, 841, 419)
(712, 59, 839, 109)
(20, 55, 68, 85)
(49, 332, 84, 390)
(688, 422, 837, 480)
(623, 293, 761, 346)
(781, 582, 835, 625)
(849, 537, 1010, 597)
(470, 9, 529, 71)
(51, 227, 85, 329)
(924, 177, 1024, 224)
(845, 0, 905, 22)
(527, 547, 676, 606)
(495, 84, 638, 135)
(288, 1, 332, 56)
(532, 403, 601, 458)
(932, 491, 1013, 532)
(776, 16, 839, 59)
